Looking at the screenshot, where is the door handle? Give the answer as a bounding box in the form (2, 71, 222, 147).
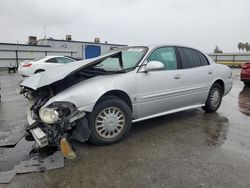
(208, 71, 213, 75)
(174, 75, 181, 79)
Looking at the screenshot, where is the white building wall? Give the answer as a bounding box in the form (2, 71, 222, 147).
(0, 43, 77, 68)
(0, 39, 125, 68)
(37, 39, 126, 59)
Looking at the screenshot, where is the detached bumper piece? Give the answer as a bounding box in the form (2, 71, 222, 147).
(30, 127, 48, 148)
(60, 137, 76, 160)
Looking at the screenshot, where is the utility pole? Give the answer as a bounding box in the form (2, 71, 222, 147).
(43, 25, 47, 39)
(16, 41, 19, 68)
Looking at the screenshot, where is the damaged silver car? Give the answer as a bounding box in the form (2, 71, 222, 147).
(20, 45, 233, 159)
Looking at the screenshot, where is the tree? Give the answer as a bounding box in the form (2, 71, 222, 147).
(246, 42, 250, 51)
(242, 43, 246, 52)
(238, 42, 250, 52)
(238, 42, 243, 51)
(214, 46, 223, 53)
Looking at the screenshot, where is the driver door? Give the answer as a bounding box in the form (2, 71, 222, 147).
(134, 47, 185, 119)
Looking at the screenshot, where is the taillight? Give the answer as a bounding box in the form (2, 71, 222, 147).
(242, 62, 250, 69)
(22, 63, 32, 67)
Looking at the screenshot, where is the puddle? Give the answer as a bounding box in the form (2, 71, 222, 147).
(238, 86, 250, 116)
(203, 114, 229, 146)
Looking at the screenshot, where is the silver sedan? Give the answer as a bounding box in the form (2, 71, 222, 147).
(20, 45, 233, 159)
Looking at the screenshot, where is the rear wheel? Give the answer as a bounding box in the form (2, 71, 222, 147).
(88, 97, 132, 145)
(244, 82, 250, 87)
(203, 83, 223, 113)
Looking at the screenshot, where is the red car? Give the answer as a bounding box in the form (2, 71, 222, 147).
(241, 62, 250, 86)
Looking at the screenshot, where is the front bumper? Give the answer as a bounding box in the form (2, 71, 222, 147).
(26, 106, 90, 159)
(30, 127, 48, 148)
(29, 126, 76, 159)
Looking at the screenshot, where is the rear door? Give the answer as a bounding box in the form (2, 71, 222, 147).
(176, 47, 213, 106)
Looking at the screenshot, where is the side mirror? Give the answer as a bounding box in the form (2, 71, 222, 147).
(143, 61, 164, 72)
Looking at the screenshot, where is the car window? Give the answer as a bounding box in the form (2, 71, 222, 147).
(147, 47, 177, 70)
(94, 47, 147, 72)
(98, 58, 122, 71)
(199, 53, 209, 66)
(45, 57, 57, 63)
(55, 57, 74, 64)
(178, 47, 208, 68)
(45, 57, 74, 64)
(122, 50, 145, 69)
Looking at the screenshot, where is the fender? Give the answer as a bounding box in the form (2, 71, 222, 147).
(43, 72, 136, 112)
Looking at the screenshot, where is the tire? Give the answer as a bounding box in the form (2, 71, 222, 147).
(88, 97, 132, 145)
(34, 69, 45, 74)
(203, 83, 223, 113)
(244, 82, 250, 87)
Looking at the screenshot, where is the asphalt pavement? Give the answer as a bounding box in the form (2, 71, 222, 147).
(0, 68, 249, 188)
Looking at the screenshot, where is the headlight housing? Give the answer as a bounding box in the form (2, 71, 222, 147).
(39, 107, 60, 124)
(38, 102, 77, 124)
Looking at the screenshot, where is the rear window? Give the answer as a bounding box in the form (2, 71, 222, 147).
(199, 53, 209, 66)
(178, 47, 209, 69)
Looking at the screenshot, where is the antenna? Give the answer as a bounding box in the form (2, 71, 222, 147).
(43, 25, 47, 39)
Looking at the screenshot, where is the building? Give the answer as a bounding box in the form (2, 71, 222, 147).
(37, 37, 126, 60)
(0, 36, 126, 68)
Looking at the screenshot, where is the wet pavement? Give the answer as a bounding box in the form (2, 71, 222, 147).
(0, 68, 250, 187)
(0, 72, 64, 184)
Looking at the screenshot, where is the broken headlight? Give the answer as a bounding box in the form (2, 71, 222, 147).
(39, 107, 60, 124)
(38, 102, 77, 124)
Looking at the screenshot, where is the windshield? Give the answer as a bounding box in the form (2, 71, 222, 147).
(94, 47, 147, 72)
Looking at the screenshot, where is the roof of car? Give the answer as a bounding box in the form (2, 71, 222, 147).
(44, 56, 73, 58)
(144, 44, 201, 50)
(41, 56, 76, 60)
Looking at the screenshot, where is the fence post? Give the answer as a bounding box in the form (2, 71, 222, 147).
(15, 50, 19, 68)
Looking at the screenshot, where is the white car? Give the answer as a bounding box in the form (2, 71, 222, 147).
(18, 56, 76, 77)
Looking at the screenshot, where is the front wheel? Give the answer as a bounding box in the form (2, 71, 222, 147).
(203, 83, 223, 113)
(88, 97, 132, 145)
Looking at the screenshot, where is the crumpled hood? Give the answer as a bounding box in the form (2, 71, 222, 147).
(20, 51, 121, 90)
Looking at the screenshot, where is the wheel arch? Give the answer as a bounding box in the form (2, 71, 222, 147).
(34, 69, 45, 74)
(212, 79, 225, 94)
(95, 90, 133, 112)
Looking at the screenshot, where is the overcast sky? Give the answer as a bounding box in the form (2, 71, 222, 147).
(0, 0, 249, 52)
